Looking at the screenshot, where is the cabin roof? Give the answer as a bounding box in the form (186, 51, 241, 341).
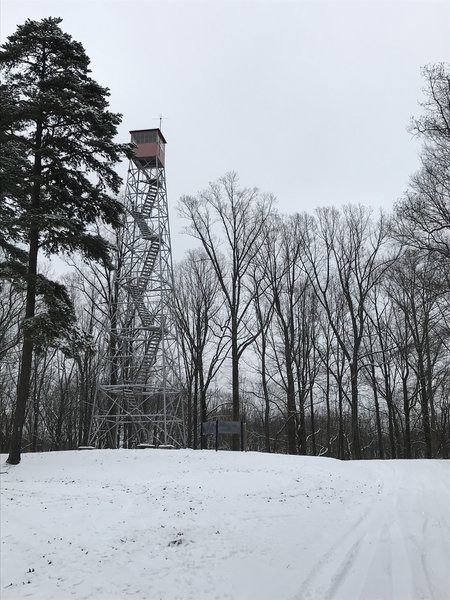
(129, 128, 167, 144)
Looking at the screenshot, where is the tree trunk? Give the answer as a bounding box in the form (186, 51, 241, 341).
(338, 383, 345, 460)
(7, 117, 43, 465)
(309, 383, 316, 456)
(200, 383, 208, 450)
(186, 387, 193, 448)
(402, 372, 412, 458)
(370, 362, 384, 459)
(259, 333, 271, 453)
(350, 362, 362, 459)
(386, 396, 397, 459)
(417, 349, 432, 458)
(8, 276, 36, 461)
(193, 367, 199, 449)
(231, 315, 240, 451)
(295, 364, 307, 454)
(32, 388, 40, 453)
(285, 338, 297, 455)
(325, 352, 331, 455)
(425, 333, 437, 456)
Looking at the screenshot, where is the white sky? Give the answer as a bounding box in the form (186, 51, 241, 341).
(2, 0, 450, 259)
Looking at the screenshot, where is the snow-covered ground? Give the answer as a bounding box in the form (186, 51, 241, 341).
(1, 450, 449, 600)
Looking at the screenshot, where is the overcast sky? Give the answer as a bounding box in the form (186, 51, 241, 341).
(2, 0, 450, 259)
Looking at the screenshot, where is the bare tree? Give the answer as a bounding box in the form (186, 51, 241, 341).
(249, 255, 275, 453)
(395, 64, 450, 258)
(259, 215, 300, 454)
(387, 251, 448, 457)
(173, 249, 229, 448)
(179, 172, 274, 449)
(301, 206, 392, 459)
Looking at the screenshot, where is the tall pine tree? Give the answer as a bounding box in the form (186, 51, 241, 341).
(0, 17, 131, 464)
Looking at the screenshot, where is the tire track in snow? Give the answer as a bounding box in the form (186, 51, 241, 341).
(293, 462, 450, 600)
(291, 490, 380, 600)
(291, 466, 408, 600)
(323, 482, 397, 600)
(393, 462, 450, 600)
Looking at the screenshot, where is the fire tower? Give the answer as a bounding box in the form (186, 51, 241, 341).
(89, 129, 184, 448)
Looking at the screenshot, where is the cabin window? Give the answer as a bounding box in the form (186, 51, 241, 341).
(132, 130, 157, 144)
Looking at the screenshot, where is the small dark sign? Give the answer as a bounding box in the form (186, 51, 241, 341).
(200, 420, 246, 451)
(217, 421, 241, 434)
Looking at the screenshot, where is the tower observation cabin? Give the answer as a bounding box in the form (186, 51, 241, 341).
(130, 128, 166, 167)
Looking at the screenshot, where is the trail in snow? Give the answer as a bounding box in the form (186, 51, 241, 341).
(292, 460, 450, 600)
(1, 450, 449, 600)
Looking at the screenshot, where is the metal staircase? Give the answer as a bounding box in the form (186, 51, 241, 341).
(132, 211, 154, 239)
(136, 329, 162, 385)
(128, 286, 155, 328)
(141, 178, 158, 217)
(137, 238, 160, 288)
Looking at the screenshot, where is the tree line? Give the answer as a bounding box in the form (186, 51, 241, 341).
(1, 18, 449, 460)
(175, 187, 449, 459)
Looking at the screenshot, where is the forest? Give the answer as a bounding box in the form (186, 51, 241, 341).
(1, 19, 450, 462)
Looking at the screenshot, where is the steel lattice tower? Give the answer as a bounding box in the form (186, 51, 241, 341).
(90, 129, 184, 448)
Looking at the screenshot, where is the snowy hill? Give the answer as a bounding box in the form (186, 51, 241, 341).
(1, 450, 449, 600)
